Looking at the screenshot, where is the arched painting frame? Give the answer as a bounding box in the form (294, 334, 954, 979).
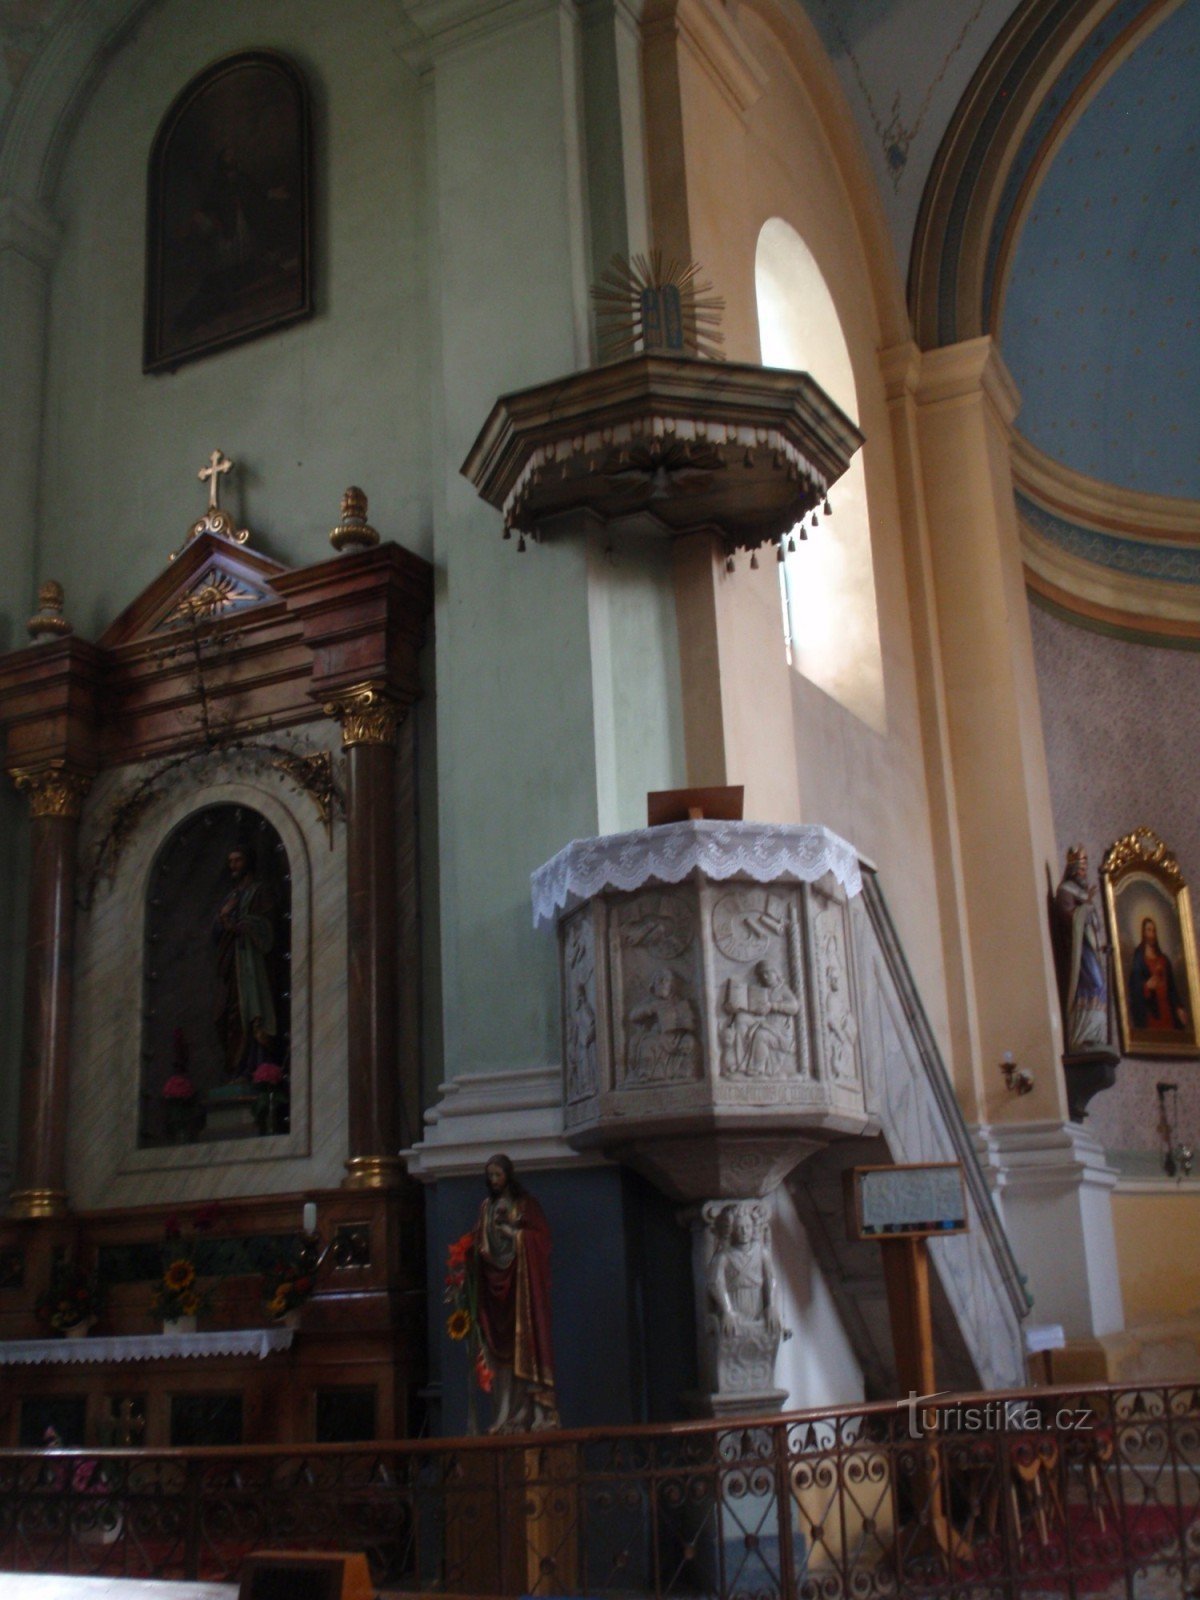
(1102, 827, 1200, 1060)
(144, 50, 312, 373)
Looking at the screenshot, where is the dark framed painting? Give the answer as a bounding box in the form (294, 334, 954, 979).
(1101, 826, 1200, 1059)
(144, 51, 311, 373)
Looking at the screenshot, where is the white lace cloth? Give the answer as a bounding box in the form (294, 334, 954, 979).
(0, 1328, 294, 1365)
(531, 820, 862, 928)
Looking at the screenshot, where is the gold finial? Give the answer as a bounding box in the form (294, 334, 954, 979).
(330, 486, 380, 553)
(28, 580, 72, 641)
(174, 448, 250, 558)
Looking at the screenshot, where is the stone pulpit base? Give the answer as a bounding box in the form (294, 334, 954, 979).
(533, 820, 874, 1416)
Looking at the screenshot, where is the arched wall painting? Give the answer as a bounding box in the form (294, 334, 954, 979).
(144, 50, 312, 373)
(141, 804, 292, 1147)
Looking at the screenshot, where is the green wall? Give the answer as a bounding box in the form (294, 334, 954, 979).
(5, 0, 687, 1126)
(36, 0, 431, 613)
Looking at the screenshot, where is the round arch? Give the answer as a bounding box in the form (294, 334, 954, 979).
(755, 217, 885, 732)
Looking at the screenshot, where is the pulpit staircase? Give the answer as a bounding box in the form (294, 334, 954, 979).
(790, 868, 1029, 1396)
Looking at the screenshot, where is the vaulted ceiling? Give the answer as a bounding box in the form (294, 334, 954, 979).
(2, 0, 1196, 637)
(997, 0, 1200, 501)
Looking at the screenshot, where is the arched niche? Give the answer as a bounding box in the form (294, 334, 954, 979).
(140, 803, 292, 1148)
(755, 217, 886, 733)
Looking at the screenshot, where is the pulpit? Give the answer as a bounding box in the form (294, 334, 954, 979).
(532, 819, 875, 1414)
(0, 464, 432, 1446)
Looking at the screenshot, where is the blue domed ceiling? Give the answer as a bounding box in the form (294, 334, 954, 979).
(997, 0, 1200, 499)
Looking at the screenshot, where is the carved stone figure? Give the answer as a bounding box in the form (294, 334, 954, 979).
(567, 981, 597, 1101)
(818, 914, 858, 1082)
(625, 969, 699, 1082)
(1052, 845, 1113, 1057)
(564, 918, 598, 1101)
(719, 960, 800, 1078)
(703, 1201, 784, 1399)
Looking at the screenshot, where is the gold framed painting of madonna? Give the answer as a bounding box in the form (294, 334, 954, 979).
(1101, 826, 1200, 1059)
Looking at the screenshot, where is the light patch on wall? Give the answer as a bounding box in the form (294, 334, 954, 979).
(755, 217, 886, 733)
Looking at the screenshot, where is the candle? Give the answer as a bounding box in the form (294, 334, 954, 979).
(302, 1201, 317, 1235)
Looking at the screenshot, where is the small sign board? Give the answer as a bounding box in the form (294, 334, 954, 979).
(844, 1162, 968, 1242)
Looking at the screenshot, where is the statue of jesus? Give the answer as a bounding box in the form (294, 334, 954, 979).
(472, 1154, 560, 1433)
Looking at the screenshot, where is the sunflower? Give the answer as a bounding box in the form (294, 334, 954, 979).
(268, 1291, 289, 1318)
(446, 1308, 471, 1341)
(180, 1292, 201, 1316)
(163, 1259, 195, 1292)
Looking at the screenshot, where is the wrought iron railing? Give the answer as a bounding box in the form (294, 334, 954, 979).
(0, 1382, 1196, 1598)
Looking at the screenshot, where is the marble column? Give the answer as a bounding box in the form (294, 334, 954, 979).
(7, 762, 91, 1218)
(324, 683, 404, 1190)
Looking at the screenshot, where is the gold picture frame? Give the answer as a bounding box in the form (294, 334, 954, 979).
(1101, 827, 1199, 1059)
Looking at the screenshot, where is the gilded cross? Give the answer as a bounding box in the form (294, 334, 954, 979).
(198, 449, 233, 511)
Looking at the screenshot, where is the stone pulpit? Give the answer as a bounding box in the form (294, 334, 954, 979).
(533, 820, 874, 1414)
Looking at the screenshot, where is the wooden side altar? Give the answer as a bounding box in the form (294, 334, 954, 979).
(0, 474, 433, 1447)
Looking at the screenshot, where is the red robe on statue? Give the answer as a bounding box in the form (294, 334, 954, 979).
(474, 1190, 557, 1415)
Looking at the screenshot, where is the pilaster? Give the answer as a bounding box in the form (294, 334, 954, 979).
(882, 340, 985, 1119)
(417, 0, 608, 1089)
(0, 195, 59, 649)
(913, 337, 1067, 1126)
(981, 1119, 1123, 1340)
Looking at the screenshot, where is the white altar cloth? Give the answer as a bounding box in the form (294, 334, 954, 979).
(531, 820, 862, 928)
(0, 1327, 294, 1365)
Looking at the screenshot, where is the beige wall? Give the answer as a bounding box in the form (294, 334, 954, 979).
(1112, 1190, 1200, 1322)
(650, 0, 955, 1063)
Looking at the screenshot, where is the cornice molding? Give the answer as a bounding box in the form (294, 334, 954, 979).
(879, 341, 921, 404)
(403, 1065, 608, 1180)
(913, 336, 1021, 427)
(1014, 433, 1200, 545)
(653, 0, 768, 119)
(981, 1118, 1119, 1195)
(400, 0, 576, 70)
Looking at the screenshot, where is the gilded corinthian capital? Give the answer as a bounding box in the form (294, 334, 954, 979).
(9, 762, 92, 818)
(322, 682, 403, 748)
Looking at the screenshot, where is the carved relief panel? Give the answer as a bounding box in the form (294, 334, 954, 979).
(561, 906, 601, 1110)
(609, 890, 702, 1088)
(709, 888, 810, 1082)
(807, 882, 863, 1093)
(558, 870, 868, 1154)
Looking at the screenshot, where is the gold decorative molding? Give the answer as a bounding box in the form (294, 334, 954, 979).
(8, 1188, 69, 1219)
(323, 683, 402, 749)
(272, 750, 341, 844)
(343, 1155, 407, 1191)
(1100, 826, 1183, 887)
(163, 572, 259, 627)
(10, 762, 92, 819)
